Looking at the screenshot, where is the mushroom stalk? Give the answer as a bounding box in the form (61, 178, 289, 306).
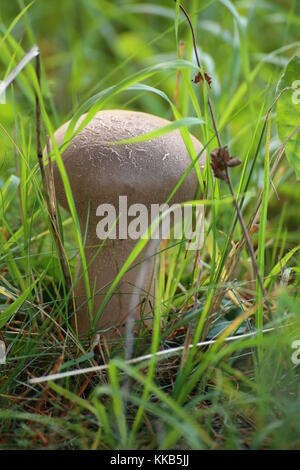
(49, 110, 205, 336)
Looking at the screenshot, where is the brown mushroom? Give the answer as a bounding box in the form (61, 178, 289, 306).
(49, 110, 205, 335)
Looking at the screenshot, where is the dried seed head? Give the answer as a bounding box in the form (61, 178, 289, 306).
(210, 146, 241, 181)
(193, 71, 212, 87)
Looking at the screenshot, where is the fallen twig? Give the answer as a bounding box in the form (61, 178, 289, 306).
(28, 326, 277, 385)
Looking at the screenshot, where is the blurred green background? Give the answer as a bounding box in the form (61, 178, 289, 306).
(1, 0, 300, 238)
(1, 0, 300, 451)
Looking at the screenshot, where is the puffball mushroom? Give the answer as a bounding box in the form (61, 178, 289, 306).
(50, 110, 205, 335)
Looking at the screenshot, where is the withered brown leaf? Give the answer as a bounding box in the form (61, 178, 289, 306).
(193, 71, 212, 87)
(210, 146, 241, 181)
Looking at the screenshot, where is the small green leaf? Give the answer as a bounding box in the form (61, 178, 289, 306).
(276, 55, 300, 179)
(0, 279, 39, 329)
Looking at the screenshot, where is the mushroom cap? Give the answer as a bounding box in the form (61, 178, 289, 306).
(51, 110, 205, 218)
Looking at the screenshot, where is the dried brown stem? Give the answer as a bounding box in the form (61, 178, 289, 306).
(178, 0, 268, 312)
(225, 167, 268, 299)
(211, 100, 298, 315)
(35, 54, 74, 312)
(177, 1, 221, 147)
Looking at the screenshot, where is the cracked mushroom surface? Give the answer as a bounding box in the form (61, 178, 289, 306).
(49, 110, 206, 335)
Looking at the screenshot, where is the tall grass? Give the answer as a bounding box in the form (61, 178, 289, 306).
(0, 0, 300, 450)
